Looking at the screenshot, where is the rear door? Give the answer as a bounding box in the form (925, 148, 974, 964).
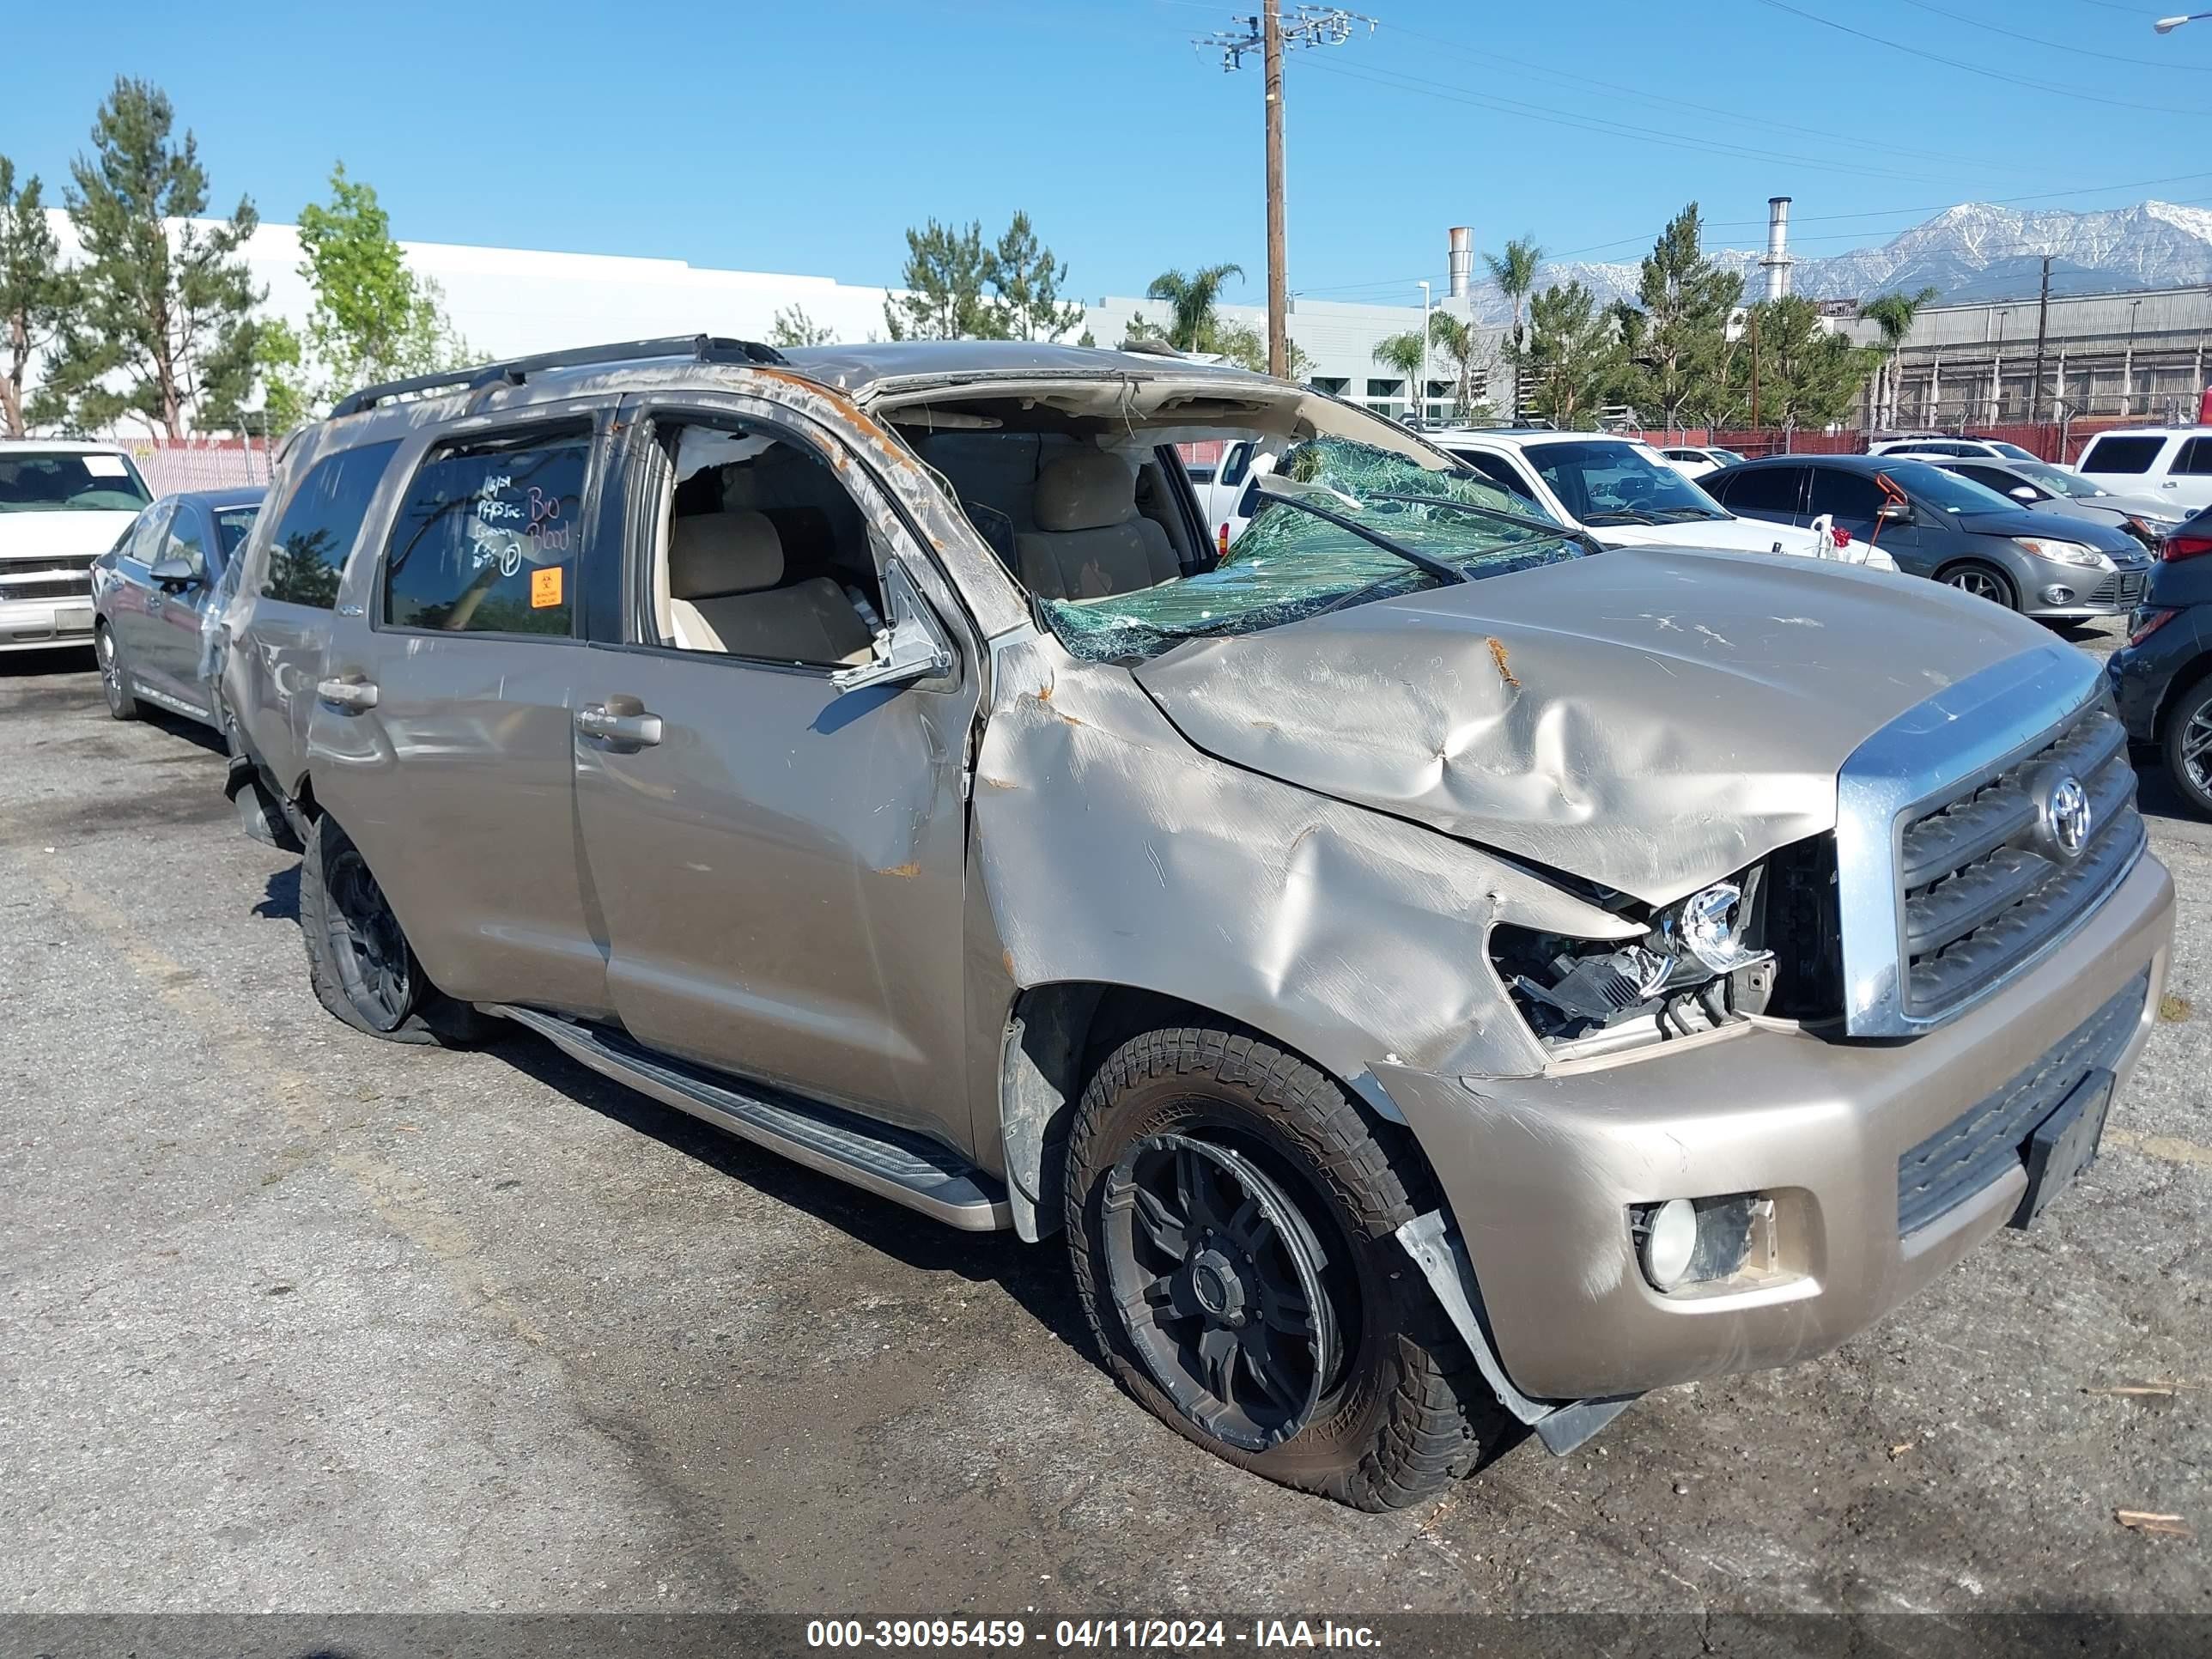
(2077, 434, 2171, 498)
(2166, 435, 2212, 511)
(231, 440, 403, 797)
(1807, 466, 1933, 574)
(568, 391, 982, 1143)
(307, 406, 614, 1019)
(105, 501, 173, 670)
(1706, 464, 1805, 526)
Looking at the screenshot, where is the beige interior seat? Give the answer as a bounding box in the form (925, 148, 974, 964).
(668, 510, 875, 665)
(1014, 450, 1181, 601)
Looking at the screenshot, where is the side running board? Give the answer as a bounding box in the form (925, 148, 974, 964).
(488, 1006, 1012, 1232)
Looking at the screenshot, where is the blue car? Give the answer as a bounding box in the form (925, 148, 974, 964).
(88, 485, 264, 729)
(2106, 506, 2212, 816)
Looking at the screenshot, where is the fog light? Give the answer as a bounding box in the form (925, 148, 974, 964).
(1638, 1198, 1698, 1290)
(1632, 1194, 1765, 1292)
(2041, 585, 2075, 605)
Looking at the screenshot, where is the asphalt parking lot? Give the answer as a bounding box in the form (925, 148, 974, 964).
(2, 623, 2207, 1619)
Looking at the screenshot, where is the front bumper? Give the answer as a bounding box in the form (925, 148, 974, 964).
(2015, 554, 2151, 619)
(0, 594, 97, 653)
(1377, 849, 2174, 1402)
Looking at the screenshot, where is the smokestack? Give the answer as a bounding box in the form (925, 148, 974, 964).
(1761, 197, 1794, 302)
(1448, 227, 1474, 301)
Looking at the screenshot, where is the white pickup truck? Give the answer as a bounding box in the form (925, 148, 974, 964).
(0, 441, 155, 654)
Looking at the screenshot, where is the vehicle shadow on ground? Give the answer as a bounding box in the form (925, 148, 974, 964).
(255, 863, 301, 922)
(483, 1027, 1093, 1359)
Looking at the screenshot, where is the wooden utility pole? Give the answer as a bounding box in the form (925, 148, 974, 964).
(2030, 254, 2053, 422)
(1263, 0, 1287, 378)
(1199, 8, 1372, 380)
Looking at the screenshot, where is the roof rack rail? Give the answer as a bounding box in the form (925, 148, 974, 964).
(328, 335, 788, 418)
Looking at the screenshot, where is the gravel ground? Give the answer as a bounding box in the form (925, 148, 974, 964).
(1, 622, 2206, 1619)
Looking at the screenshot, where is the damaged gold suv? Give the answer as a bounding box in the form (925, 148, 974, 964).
(216, 337, 2174, 1509)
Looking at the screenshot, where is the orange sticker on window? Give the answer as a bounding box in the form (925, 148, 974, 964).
(531, 566, 563, 608)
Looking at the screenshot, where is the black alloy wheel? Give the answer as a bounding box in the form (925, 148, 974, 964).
(321, 842, 416, 1031)
(1102, 1133, 1341, 1452)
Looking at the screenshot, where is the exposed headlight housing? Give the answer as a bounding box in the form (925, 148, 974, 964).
(2014, 536, 2112, 571)
(1492, 875, 1776, 1046)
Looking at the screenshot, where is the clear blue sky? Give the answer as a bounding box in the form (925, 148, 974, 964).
(6, 0, 2211, 302)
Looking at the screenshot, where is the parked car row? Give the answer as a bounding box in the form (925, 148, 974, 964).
(22, 342, 2179, 1514)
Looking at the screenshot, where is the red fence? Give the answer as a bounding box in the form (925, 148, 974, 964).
(118, 436, 276, 495)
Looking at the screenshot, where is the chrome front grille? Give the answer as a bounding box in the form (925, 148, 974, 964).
(1898, 701, 2143, 1019)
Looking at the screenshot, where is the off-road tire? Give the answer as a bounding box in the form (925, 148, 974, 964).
(1065, 1026, 1504, 1510)
(96, 624, 140, 721)
(300, 814, 489, 1046)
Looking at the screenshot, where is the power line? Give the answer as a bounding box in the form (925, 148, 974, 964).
(1746, 0, 2200, 115)
(1364, 15, 2045, 177)
(1304, 57, 1954, 185)
(1890, 0, 2212, 70)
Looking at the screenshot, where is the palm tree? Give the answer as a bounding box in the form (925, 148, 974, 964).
(1859, 285, 1937, 428)
(1146, 264, 1245, 352)
(1425, 311, 1488, 419)
(1372, 329, 1427, 421)
(1483, 236, 1543, 421)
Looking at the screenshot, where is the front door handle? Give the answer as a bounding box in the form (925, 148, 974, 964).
(317, 677, 380, 711)
(576, 701, 663, 748)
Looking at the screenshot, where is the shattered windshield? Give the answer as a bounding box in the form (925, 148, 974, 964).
(1042, 438, 1578, 664)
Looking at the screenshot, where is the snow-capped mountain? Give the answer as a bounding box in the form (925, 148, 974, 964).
(1467, 200, 2212, 321)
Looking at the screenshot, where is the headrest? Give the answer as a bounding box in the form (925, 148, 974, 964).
(670, 510, 781, 599)
(1033, 449, 1138, 534)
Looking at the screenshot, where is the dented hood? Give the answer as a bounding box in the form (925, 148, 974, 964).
(1133, 547, 2050, 906)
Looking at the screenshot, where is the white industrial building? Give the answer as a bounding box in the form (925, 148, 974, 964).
(41, 211, 1497, 430)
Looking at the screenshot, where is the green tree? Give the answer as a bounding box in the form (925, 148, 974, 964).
(253, 315, 308, 434)
(986, 210, 1085, 342)
(1425, 311, 1492, 420)
(1371, 328, 1427, 418)
(1735, 296, 1875, 429)
(291, 162, 469, 410)
(1483, 235, 1543, 356)
(768, 304, 834, 347)
(1623, 204, 1742, 432)
(1146, 263, 1245, 352)
(34, 79, 261, 437)
(1859, 284, 1938, 428)
(884, 219, 1004, 341)
(0, 155, 76, 437)
(1523, 281, 1619, 428)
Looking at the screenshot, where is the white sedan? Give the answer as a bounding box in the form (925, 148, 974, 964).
(1656, 444, 1747, 479)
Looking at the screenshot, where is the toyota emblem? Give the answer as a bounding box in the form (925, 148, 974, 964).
(2046, 774, 2093, 858)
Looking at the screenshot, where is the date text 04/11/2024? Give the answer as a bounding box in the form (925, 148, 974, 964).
(804, 1621, 1382, 1650)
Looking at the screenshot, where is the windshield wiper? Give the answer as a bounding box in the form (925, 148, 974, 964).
(1645, 504, 1724, 521)
(1363, 491, 1576, 541)
(1581, 508, 1663, 526)
(1251, 483, 1475, 588)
